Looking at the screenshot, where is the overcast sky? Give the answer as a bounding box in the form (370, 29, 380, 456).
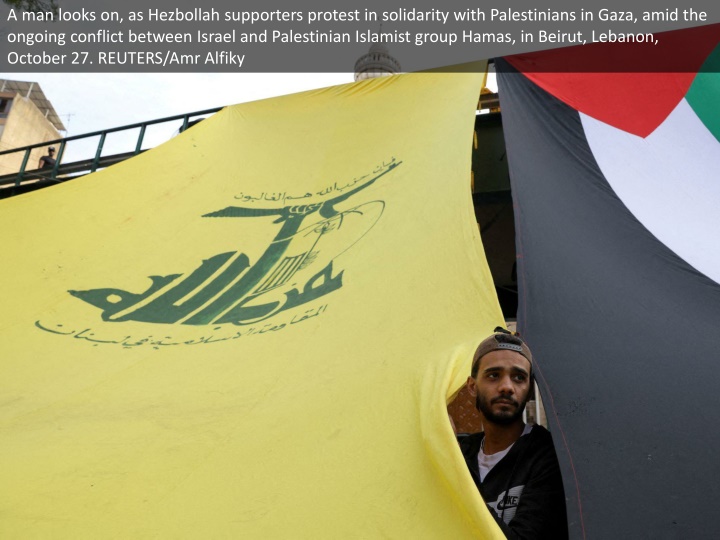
(0, 71, 496, 164)
(0, 73, 355, 162)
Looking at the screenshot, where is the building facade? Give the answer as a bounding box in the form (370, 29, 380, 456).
(0, 79, 65, 177)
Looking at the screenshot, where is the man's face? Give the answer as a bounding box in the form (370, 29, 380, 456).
(469, 350, 532, 426)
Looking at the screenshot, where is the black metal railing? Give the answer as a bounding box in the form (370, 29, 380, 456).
(0, 106, 223, 198)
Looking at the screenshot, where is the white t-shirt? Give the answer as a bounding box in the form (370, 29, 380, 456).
(478, 424, 533, 481)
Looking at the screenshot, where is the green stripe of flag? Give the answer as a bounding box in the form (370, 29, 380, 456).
(687, 44, 720, 142)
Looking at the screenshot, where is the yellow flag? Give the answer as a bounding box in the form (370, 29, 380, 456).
(1, 68, 506, 538)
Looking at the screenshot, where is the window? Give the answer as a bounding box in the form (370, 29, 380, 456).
(0, 98, 13, 118)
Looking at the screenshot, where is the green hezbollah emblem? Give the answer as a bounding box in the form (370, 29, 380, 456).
(69, 161, 401, 326)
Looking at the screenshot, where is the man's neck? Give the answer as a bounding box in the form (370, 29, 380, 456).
(482, 420, 526, 455)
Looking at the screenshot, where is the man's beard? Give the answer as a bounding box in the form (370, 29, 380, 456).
(476, 394, 527, 426)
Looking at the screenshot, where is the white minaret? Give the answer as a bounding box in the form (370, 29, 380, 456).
(353, 44, 401, 81)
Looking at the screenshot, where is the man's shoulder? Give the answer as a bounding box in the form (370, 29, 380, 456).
(457, 431, 484, 455)
(515, 425, 556, 455)
(526, 424, 552, 442)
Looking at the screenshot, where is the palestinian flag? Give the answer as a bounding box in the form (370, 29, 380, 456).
(497, 33, 720, 539)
